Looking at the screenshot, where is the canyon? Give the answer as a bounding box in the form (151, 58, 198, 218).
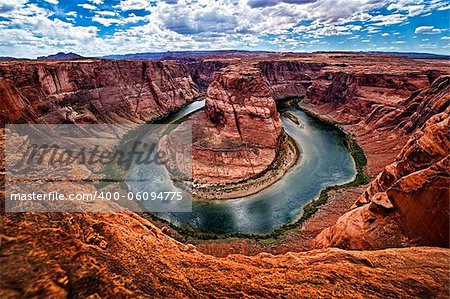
(0, 53, 449, 297)
(0, 59, 200, 125)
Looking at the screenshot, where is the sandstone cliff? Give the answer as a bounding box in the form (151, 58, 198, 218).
(180, 55, 449, 256)
(185, 60, 230, 89)
(0, 59, 200, 125)
(315, 105, 449, 249)
(161, 64, 283, 184)
(2, 118, 449, 298)
(295, 57, 449, 177)
(305, 71, 432, 124)
(258, 61, 326, 100)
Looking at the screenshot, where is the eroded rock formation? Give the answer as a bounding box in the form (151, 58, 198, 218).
(0, 59, 200, 125)
(1, 209, 449, 298)
(315, 106, 450, 249)
(258, 61, 326, 99)
(161, 64, 283, 184)
(185, 60, 230, 88)
(305, 71, 432, 124)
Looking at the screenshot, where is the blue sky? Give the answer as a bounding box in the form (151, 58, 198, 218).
(0, 0, 449, 58)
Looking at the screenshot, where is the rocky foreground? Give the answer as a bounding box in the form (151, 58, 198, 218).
(1, 211, 449, 298)
(0, 53, 449, 297)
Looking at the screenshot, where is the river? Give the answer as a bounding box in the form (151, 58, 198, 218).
(129, 100, 356, 234)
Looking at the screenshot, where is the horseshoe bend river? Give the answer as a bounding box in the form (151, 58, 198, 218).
(128, 100, 357, 235)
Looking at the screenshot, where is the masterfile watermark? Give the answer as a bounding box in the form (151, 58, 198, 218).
(5, 124, 192, 213)
(17, 141, 168, 171)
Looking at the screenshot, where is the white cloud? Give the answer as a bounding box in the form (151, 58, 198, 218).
(91, 16, 120, 27)
(441, 36, 450, 40)
(366, 26, 380, 33)
(369, 13, 407, 26)
(393, 40, 405, 44)
(0, 0, 448, 57)
(419, 43, 437, 48)
(78, 4, 97, 10)
(437, 4, 450, 11)
(415, 26, 442, 34)
(43, 0, 59, 5)
(97, 11, 118, 17)
(387, 0, 425, 17)
(66, 11, 77, 17)
(0, 1, 99, 57)
(92, 13, 147, 27)
(114, 0, 152, 11)
(0, 0, 28, 14)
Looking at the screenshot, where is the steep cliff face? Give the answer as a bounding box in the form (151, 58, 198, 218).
(305, 71, 431, 124)
(257, 61, 326, 99)
(315, 106, 450, 249)
(0, 59, 200, 125)
(295, 58, 448, 176)
(363, 76, 449, 131)
(160, 64, 283, 184)
(185, 60, 230, 89)
(204, 65, 282, 148)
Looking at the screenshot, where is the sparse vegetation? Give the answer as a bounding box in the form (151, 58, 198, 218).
(282, 111, 300, 125)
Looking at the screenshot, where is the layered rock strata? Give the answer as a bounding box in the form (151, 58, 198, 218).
(0, 59, 200, 125)
(1, 54, 450, 297)
(180, 55, 450, 255)
(315, 106, 449, 249)
(161, 64, 284, 186)
(258, 61, 326, 99)
(185, 60, 230, 88)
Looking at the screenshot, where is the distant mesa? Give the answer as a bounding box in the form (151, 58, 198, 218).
(0, 56, 18, 61)
(37, 52, 83, 60)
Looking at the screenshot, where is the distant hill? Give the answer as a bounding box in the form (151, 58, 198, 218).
(37, 52, 83, 60)
(366, 51, 449, 59)
(102, 50, 271, 60)
(0, 57, 18, 60)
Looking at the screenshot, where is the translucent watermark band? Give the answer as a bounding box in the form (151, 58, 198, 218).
(5, 124, 193, 212)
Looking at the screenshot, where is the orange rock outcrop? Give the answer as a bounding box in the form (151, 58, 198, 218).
(1, 211, 449, 298)
(315, 104, 449, 249)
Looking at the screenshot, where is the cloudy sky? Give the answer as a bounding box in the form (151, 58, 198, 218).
(0, 0, 449, 58)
